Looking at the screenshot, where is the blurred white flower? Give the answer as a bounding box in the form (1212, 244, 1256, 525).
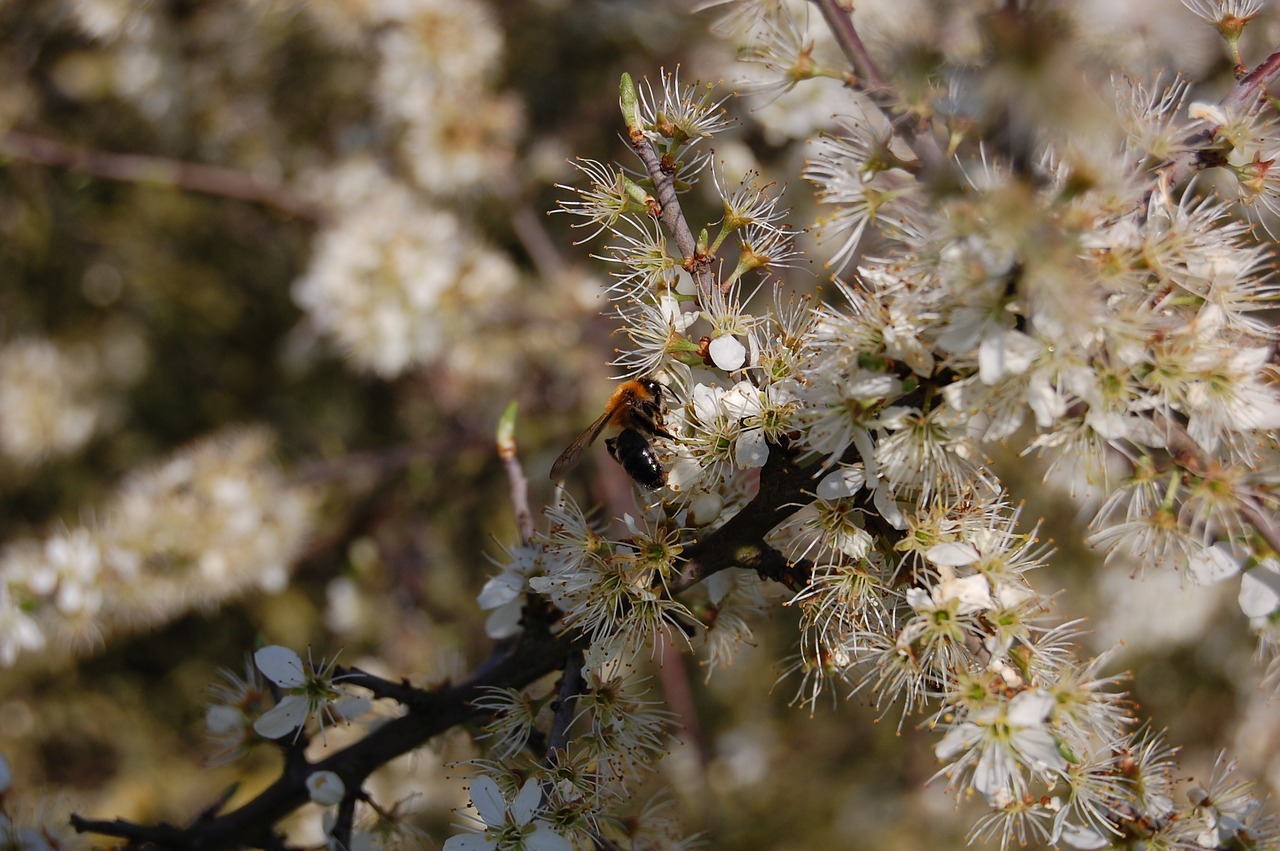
(1239, 558, 1280, 618)
(0, 338, 111, 465)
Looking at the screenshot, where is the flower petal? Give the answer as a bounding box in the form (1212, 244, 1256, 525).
(734, 427, 769, 469)
(468, 776, 506, 829)
(925, 541, 980, 567)
(1239, 559, 1280, 618)
(1187, 545, 1240, 585)
(526, 822, 574, 851)
(510, 777, 543, 826)
(254, 695, 309, 739)
(816, 466, 865, 500)
(254, 645, 306, 687)
(709, 335, 747, 371)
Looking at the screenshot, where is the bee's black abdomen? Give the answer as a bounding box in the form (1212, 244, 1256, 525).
(606, 428, 666, 490)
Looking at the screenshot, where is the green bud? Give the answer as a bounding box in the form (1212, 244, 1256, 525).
(619, 72, 642, 132)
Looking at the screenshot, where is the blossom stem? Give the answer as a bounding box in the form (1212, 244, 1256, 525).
(498, 402, 535, 544)
(626, 126, 719, 302)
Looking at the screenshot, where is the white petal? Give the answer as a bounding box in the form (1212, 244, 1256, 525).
(832, 526, 872, 559)
(709, 335, 747, 371)
(734, 428, 769, 469)
(905, 587, 933, 612)
(621, 514, 644, 538)
(657, 293, 696, 333)
(442, 835, 495, 851)
(476, 573, 523, 609)
(205, 704, 243, 735)
(925, 542, 980, 567)
(1187, 545, 1240, 585)
(1027, 372, 1065, 428)
(872, 485, 907, 530)
(1007, 688, 1055, 726)
(510, 778, 543, 826)
(688, 490, 724, 526)
(468, 776, 506, 829)
(690, 383, 725, 423)
(1188, 101, 1227, 124)
(333, 694, 371, 721)
(1056, 822, 1110, 849)
(936, 722, 982, 760)
(1013, 726, 1066, 772)
(978, 333, 1006, 385)
(525, 822, 574, 851)
(816, 466, 865, 500)
(253, 695, 309, 739)
(665, 452, 708, 492)
(254, 645, 307, 687)
(484, 601, 524, 640)
(946, 573, 993, 615)
(1239, 559, 1280, 618)
(702, 571, 736, 606)
(721, 382, 762, 418)
(973, 745, 1017, 804)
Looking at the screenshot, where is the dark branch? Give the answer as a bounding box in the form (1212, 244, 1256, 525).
(675, 442, 818, 593)
(73, 623, 582, 850)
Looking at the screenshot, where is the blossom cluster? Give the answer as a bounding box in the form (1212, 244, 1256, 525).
(0, 337, 118, 467)
(0, 429, 314, 667)
(465, 1, 1280, 847)
(8, 0, 1280, 849)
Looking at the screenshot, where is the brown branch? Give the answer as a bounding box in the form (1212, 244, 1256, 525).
(0, 130, 327, 221)
(810, 0, 948, 174)
(627, 131, 719, 302)
(674, 442, 818, 593)
(543, 654, 585, 762)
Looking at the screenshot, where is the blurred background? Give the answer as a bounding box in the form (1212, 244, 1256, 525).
(0, 0, 1275, 848)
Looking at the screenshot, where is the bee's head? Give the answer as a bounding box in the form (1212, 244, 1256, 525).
(640, 378, 664, 400)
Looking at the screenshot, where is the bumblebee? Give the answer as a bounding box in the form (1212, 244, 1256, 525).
(550, 378, 673, 490)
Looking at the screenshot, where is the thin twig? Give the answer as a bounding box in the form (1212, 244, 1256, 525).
(497, 403, 535, 544)
(627, 131, 719, 301)
(810, 0, 947, 174)
(0, 129, 327, 220)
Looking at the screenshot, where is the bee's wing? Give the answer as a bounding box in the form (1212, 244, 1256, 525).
(550, 409, 612, 481)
